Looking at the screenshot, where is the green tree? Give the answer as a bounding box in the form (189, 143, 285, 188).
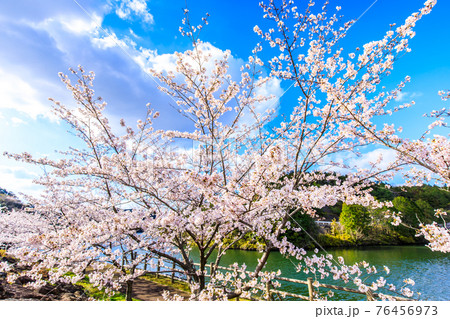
(285, 211, 319, 248)
(392, 196, 420, 225)
(370, 183, 394, 202)
(390, 196, 422, 240)
(414, 199, 435, 224)
(340, 204, 371, 235)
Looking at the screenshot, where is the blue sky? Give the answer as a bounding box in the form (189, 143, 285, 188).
(0, 0, 449, 198)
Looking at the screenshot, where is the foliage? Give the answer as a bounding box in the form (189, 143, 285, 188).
(318, 219, 355, 247)
(340, 204, 371, 235)
(318, 188, 446, 247)
(222, 231, 266, 251)
(390, 197, 422, 237)
(370, 183, 395, 202)
(284, 210, 319, 248)
(414, 199, 435, 223)
(394, 185, 450, 209)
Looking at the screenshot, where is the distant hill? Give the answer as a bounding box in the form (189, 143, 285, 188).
(0, 187, 24, 211)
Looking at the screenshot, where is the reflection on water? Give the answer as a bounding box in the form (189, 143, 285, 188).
(189, 246, 449, 301)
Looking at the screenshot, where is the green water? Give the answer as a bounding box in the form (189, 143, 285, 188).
(192, 246, 450, 301)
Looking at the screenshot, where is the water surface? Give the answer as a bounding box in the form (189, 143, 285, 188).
(189, 245, 449, 300)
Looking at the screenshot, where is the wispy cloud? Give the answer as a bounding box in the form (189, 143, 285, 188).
(129, 28, 140, 39)
(394, 91, 423, 102)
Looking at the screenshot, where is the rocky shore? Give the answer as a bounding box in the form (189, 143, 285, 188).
(0, 255, 89, 301)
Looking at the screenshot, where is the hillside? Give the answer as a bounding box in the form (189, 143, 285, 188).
(0, 187, 24, 211)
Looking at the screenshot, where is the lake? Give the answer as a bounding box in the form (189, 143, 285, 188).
(188, 245, 450, 301)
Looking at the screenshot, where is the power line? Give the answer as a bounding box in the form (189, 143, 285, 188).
(353, 0, 380, 27)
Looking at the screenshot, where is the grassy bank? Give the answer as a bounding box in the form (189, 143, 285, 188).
(75, 278, 130, 301)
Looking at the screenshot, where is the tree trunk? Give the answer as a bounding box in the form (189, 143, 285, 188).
(126, 280, 133, 301)
(199, 251, 206, 291)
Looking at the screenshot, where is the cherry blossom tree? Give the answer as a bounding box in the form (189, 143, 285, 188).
(2, 0, 446, 300)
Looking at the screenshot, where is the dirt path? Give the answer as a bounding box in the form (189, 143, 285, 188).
(131, 278, 190, 301)
(1, 253, 189, 301)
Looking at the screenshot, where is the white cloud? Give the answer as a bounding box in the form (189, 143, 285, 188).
(135, 42, 238, 75)
(115, 0, 154, 24)
(92, 32, 133, 50)
(29, 13, 101, 38)
(0, 164, 43, 199)
(349, 148, 397, 171)
(247, 77, 283, 123)
(29, 14, 110, 58)
(59, 14, 102, 35)
(11, 117, 27, 126)
(134, 48, 178, 73)
(132, 41, 283, 129)
(0, 68, 53, 120)
(0, 1, 186, 134)
(394, 91, 407, 102)
(321, 148, 398, 174)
